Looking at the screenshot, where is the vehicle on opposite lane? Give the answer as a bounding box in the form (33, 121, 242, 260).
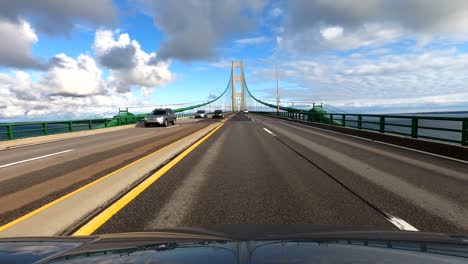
(212, 110, 224, 118)
(144, 108, 176, 127)
(195, 110, 208, 118)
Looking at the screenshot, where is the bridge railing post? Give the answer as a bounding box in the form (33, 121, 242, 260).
(380, 116, 385, 133)
(68, 121, 73, 132)
(330, 114, 334, 125)
(7, 124, 13, 140)
(88, 120, 92, 130)
(411, 117, 419, 138)
(462, 119, 468, 146)
(357, 115, 362, 129)
(42, 122, 48, 135)
(342, 114, 346, 127)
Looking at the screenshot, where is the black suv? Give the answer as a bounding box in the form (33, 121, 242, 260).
(144, 108, 176, 127)
(212, 110, 224, 118)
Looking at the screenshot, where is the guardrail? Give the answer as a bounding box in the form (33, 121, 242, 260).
(0, 117, 144, 141)
(255, 111, 468, 146)
(0, 113, 201, 141)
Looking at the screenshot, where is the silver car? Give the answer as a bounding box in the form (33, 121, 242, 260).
(195, 110, 208, 118)
(144, 108, 176, 127)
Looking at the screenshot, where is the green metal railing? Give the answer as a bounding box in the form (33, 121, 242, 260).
(0, 116, 146, 141)
(255, 111, 468, 146)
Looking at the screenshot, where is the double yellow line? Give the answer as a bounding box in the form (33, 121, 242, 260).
(0, 116, 231, 235)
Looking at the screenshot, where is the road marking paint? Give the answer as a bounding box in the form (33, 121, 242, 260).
(72, 123, 225, 236)
(263, 128, 275, 136)
(165, 125, 180, 129)
(0, 125, 212, 233)
(387, 215, 419, 231)
(253, 114, 468, 165)
(0, 149, 74, 169)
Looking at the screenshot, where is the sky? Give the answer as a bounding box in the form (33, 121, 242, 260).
(1, 0, 468, 121)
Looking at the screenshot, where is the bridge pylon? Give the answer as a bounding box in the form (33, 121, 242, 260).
(231, 61, 245, 112)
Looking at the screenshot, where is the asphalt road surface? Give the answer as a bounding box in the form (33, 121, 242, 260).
(96, 113, 468, 234)
(0, 118, 215, 225)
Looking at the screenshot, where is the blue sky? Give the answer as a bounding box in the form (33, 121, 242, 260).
(1, 0, 468, 121)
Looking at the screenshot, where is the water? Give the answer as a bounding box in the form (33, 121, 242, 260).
(343, 112, 468, 144)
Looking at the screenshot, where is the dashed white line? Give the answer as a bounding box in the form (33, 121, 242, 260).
(386, 215, 419, 231)
(0, 149, 75, 169)
(253, 114, 468, 165)
(263, 128, 276, 136)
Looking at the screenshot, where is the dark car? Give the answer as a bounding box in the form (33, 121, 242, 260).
(212, 110, 224, 118)
(144, 108, 176, 127)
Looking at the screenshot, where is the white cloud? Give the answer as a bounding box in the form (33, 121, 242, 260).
(0, 19, 41, 68)
(234, 36, 270, 45)
(280, 0, 468, 55)
(320, 26, 343, 40)
(0, 69, 140, 119)
(269, 7, 283, 17)
(94, 30, 174, 93)
(42, 53, 104, 96)
(279, 23, 403, 55)
(0, 29, 175, 120)
(250, 48, 468, 112)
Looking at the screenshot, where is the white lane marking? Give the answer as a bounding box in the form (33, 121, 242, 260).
(251, 118, 255, 122)
(263, 128, 276, 136)
(0, 149, 75, 169)
(253, 114, 468, 165)
(387, 215, 419, 231)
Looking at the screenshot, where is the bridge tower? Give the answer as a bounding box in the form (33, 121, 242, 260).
(231, 61, 245, 112)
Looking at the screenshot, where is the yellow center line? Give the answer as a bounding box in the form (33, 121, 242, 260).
(0, 124, 212, 232)
(72, 122, 225, 236)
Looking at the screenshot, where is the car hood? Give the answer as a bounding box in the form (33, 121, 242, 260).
(1, 225, 467, 263)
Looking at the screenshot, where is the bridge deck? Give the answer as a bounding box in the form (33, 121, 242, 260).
(92, 113, 468, 234)
(0, 118, 214, 226)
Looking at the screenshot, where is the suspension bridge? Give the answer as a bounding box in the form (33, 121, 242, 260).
(0, 62, 467, 237)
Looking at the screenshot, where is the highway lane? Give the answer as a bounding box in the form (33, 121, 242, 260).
(94, 113, 468, 234)
(94, 113, 391, 234)
(0, 118, 216, 225)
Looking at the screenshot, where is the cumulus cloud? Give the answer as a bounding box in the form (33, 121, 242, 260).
(0, 0, 117, 35)
(280, 0, 468, 54)
(250, 48, 468, 112)
(0, 29, 175, 120)
(0, 19, 42, 69)
(138, 0, 268, 61)
(41, 53, 105, 97)
(94, 30, 174, 93)
(0, 69, 141, 119)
